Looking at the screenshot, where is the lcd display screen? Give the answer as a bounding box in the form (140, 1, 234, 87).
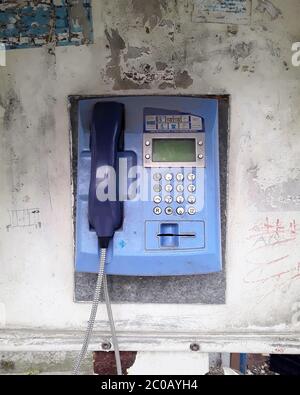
(152, 138, 196, 162)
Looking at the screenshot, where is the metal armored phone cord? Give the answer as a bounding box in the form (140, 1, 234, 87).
(103, 275, 122, 375)
(73, 248, 122, 375)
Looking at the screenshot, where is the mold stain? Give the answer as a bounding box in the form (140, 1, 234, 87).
(0, 89, 23, 130)
(174, 70, 193, 88)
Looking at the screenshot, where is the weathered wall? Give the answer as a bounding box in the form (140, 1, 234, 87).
(0, 0, 300, 351)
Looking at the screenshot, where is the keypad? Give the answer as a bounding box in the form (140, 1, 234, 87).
(153, 195, 162, 204)
(165, 207, 173, 215)
(188, 184, 196, 193)
(153, 206, 162, 215)
(187, 195, 196, 204)
(165, 184, 173, 193)
(188, 207, 196, 215)
(152, 171, 197, 216)
(176, 184, 184, 193)
(153, 172, 162, 181)
(187, 173, 195, 181)
(176, 173, 184, 181)
(153, 184, 162, 193)
(176, 207, 185, 215)
(165, 173, 173, 181)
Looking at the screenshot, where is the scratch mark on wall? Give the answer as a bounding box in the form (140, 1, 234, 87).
(243, 217, 300, 305)
(7, 208, 42, 231)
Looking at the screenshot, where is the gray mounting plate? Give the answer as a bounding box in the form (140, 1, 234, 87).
(70, 95, 229, 304)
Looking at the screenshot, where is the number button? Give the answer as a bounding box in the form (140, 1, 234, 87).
(165, 184, 173, 193)
(153, 173, 162, 181)
(176, 184, 184, 193)
(165, 207, 173, 215)
(187, 195, 196, 204)
(153, 184, 162, 193)
(176, 207, 185, 215)
(176, 173, 184, 181)
(153, 207, 162, 215)
(188, 207, 196, 215)
(188, 184, 196, 193)
(187, 173, 196, 181)
(176, 195, 184, 204)
(165, 173, 173, 181)
(164, 195, 173, 204)
(153, 195, 162, 204)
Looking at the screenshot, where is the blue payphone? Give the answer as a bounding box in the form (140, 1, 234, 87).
(75, 96, 222, 276)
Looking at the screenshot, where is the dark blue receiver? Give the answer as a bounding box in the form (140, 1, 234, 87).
(88, 102, 124, 248)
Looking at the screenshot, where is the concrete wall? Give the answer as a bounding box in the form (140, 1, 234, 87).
(0, 0, 300, 353)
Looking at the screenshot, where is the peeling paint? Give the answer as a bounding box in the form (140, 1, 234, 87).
(124, 45, 150, 61)
(0, 0, 93, 49)
(132, 0, 167, 30)
(104, 28, 144, 90)
(231, 41, 255, 68)
(248, 173, 300, 212)
(69, 0, 92, 44)
(104, 27, 192, 90)
(256, 0, 282, 20)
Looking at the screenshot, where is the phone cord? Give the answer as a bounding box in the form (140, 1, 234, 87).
(73, 248, 122, 375)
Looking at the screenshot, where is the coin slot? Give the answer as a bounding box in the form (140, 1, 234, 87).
(158, 223, 196, 247)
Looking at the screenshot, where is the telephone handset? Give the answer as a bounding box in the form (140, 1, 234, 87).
(75, 103, 125, 375)
(88, 102, 124, 248)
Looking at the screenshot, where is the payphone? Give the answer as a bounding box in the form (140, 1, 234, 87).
(75, 96, 222, 276)
(73, 96, 222, 374)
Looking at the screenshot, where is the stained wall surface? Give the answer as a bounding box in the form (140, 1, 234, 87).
(0, 0, 300, 349)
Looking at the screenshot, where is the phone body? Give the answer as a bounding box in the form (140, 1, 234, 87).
(75, 96, 222, 276)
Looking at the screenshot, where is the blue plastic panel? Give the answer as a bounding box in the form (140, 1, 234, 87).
(75, 96, 222, 276)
